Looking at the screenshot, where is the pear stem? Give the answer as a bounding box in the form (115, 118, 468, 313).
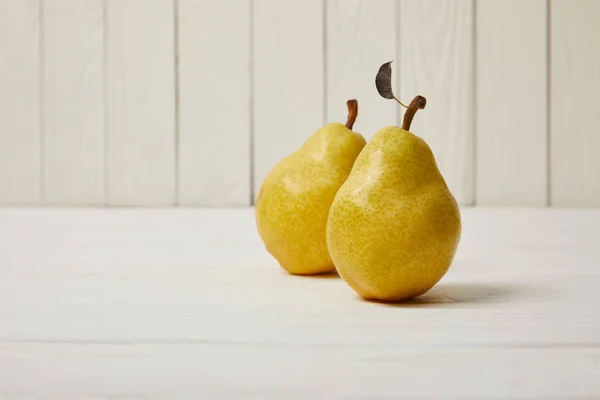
(401, 95, 427, 131)
(345, 99, 358, 129)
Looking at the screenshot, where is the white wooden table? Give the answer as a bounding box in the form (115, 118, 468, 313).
(0, 207, 598, 399)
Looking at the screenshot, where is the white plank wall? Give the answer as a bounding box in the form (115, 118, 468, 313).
(178, 0, 251, 206)
(551, 0, 600, 207)
(252, 0, 324, 199)
(476, 0, 547, 206)
(0, 0, 40, 205)
(326, 0, 398, 140)
(399, 0, 474, 206)
(43, 0, 105, 205)
(107, 0, 176, 206)
(0, 0, 599, 208)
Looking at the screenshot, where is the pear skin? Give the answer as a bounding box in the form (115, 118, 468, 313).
(326, 96, 461, 301)
(255, 100, 366, 275)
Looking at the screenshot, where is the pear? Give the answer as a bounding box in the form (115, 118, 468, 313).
(255, 100, 366, 275)
(326, 91, 462, 301)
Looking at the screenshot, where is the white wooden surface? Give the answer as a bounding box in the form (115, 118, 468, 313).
(106, 0, 176, 206)
(178, 0, 251, 206)
(399, 0, 474, 206)
(326, 0, 398, 140)
(43, 0, 105, 205)
(0, 0, 600, 207)
(476, 0, 547, 206)
(252, 0, 324, 199)
(0, 208, 599, 398)
(0, 0, 40, 205)
(551, 0, 600, 207)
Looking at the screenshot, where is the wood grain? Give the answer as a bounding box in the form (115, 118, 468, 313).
(253, 0, 324, 200)
(551, 0, 600, 206)
(399, 0, 474, 205)
(106, 0, 176, 206)
(178, 0, 251, 206)
(0, 0, 41, 205)
(0, 207, 598, 398)
(43, 0, 105, 205)
(476, 0, 547, 206)
(326, 0, 397, 140)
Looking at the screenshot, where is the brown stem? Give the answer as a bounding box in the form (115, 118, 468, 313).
(401, 95, 426, 131)
(345, 99, 358, 129)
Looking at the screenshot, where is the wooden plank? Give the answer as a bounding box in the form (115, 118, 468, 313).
(326, 0, 397, 140)
(253, 0, 324, 199)
(0, 344, 597, 399)
(399, 0, 474, 205)
(178, 0, 251, 206)
(476, 0, 547, 206)
(0, 208, 599, 398)
(43, 0, 105, 205)
(106, 0, 176, 206)
(551, 0, 600, 207)
(0, 0, 41, 205)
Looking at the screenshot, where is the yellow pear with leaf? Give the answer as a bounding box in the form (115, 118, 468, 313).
(326, 62, 462, 302)
(255, 100, 366, 275)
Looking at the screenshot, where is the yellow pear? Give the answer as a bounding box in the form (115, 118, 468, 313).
(326, 93, 461, 302)
(255, 100, 366, 275)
